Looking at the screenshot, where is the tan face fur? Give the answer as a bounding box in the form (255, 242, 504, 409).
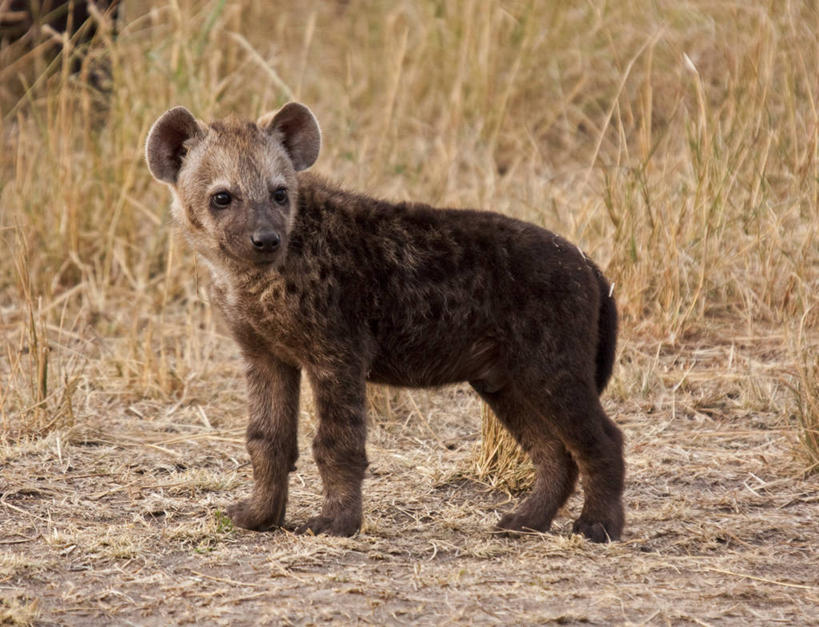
(145, 103, 321, 273)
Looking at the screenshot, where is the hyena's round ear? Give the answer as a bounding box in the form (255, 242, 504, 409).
(258, 102, 321, 171)
(145, 107, 204, 184)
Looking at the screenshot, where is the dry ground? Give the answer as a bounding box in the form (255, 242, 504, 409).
(2, 329, 818, 624)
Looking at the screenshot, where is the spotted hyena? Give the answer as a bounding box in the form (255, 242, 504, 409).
(145, 102, 624, 542)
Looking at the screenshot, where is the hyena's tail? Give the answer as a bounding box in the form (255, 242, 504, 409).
(592, 263, 618, 395)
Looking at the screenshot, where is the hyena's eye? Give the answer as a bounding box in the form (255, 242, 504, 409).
(271, 187, 288, 205)
(210, 191, 232, 209)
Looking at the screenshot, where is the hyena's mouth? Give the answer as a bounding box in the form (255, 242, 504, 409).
(218, 242, 282, 268)
(251, 246, 285, 267)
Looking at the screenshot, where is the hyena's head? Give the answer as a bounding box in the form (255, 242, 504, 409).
(145, 102, 320, 270)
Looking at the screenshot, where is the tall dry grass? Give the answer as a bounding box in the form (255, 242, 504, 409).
(1, 1, 817, 469)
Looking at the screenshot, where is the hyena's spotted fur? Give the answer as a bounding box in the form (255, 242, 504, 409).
(146, 102, 624, 542)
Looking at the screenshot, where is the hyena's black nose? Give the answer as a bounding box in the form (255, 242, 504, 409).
(251, 229, 281, 253)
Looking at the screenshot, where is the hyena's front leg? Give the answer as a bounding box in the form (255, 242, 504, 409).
(227, 355, 300, 531)
(297, 368, 368, 537)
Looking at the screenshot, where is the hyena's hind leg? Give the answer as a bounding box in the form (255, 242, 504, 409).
(522, 368, 625, 542)
(472, 383, 579, 534)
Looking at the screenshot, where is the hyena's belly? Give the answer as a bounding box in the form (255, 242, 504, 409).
(366, 332, 507, 389)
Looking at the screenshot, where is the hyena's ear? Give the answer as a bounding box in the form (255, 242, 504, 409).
(145, 107, 204, 184)
(258, 102, 321, 171)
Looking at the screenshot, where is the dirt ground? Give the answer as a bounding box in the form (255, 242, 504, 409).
(1, 333, 817, 626)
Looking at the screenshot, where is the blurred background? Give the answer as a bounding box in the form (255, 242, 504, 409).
(0, 0, 816, 468)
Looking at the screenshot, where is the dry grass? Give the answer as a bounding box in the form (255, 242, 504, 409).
(790, 312, 819, 474)
(1, 0, 818, 623)
(476, 403, 532, 491)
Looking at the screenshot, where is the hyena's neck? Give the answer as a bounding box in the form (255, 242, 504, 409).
(290, 172, 405, 241)
(284, 173, 353, 260)
(202, 254, 273, 312)
(293, 172, 352, 225)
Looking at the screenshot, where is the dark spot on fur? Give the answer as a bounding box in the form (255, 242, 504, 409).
(461, 245, 477, 270)
(326, 234, 341, 257)
(418, 259, 448, 283)
(523, 323, 543, 344)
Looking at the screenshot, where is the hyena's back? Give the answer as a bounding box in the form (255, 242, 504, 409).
(285, 178, 611, 395)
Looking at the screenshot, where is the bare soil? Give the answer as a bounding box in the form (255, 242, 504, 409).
(2, 333, 817, 625)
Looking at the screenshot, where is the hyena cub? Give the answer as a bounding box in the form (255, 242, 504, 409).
(145, 102, 625, 542)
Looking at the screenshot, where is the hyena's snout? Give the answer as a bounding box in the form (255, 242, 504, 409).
(245, 205, 287, 263)
(250, 227, 281, 253)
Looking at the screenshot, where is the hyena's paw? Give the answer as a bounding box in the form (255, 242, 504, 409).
(572, 505, 624, 543)
(295, 513, 361, 537)
(494, 511, 552, 536)
(226, 498, 284, 531)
